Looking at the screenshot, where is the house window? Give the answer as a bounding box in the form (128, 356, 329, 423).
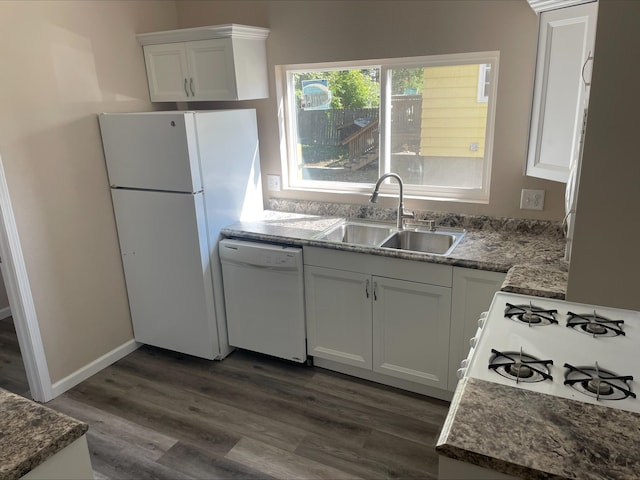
(276, 52, 499, 203)
(477, 63, 492, 103)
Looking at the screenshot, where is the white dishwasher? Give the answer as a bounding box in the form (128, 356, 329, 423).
(219, 239, 306, 363)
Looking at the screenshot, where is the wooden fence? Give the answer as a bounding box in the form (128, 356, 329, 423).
(297, 95, 423, 147)
(297, 108, 378, 146)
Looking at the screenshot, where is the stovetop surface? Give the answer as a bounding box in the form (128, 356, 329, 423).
(466, 292, 640, 414)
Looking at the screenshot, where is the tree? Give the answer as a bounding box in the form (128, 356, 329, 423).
(390, 68, 424, 95)
(294, 69, 380, 109)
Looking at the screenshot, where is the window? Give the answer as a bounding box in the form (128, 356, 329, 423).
(276, 52, 499, 203)
(477, 63, 492, 103)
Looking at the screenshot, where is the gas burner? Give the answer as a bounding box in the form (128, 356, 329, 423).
(489, 348, 553, 383)
(504, 302, 558, 326)
(564, 362, 636, 401)
(566, 310, 625, 337)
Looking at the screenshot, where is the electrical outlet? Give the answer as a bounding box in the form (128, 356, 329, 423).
(520, 189, 545, 211)
(267, 174, 281, 192)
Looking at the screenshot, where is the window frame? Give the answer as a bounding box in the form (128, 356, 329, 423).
(276, 51, 500, 204)
(477, 63, 492, 103)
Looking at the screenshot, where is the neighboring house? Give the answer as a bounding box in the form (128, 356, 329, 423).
(420, 64, 488, 159)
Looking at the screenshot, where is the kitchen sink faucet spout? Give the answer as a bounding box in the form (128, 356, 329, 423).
(369, 173, 414, 230)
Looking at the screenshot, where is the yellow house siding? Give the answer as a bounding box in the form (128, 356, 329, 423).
(420, 64, 488, 157)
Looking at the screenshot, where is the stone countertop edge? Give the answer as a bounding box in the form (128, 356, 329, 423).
(0, 389, 88, 480)
(436, 377, 640, 480)
(221, 210, 568, 298)
(500, 264, 568, 299)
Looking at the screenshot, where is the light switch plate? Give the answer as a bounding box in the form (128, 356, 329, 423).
(267, 174, 281, 192)
(520, 189, 545, 211)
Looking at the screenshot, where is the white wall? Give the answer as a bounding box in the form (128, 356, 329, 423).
(0, 1, 177, 383)
(177, 0, 567, 221)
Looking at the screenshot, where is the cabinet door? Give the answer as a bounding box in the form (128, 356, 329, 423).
(526, 2, 598, 182)
(143, 43, 190, 102)
(305, 266, 372, 369)
(449, 267, 505, 389)
(372, 276, 452, 389)
(185, 39, 237, 101)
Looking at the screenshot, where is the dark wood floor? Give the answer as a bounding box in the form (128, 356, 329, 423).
(0, 317, 30, 396)
(5, 320, 450, 479)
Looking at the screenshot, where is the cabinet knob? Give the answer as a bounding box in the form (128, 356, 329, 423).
(469, 337, 477, 348)
(456, 368, 466, 379)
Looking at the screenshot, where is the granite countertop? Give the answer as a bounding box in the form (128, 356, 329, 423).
(437, 377, 640, 479)
(221, 209, 568, 298)
(0, 389, 88, 480)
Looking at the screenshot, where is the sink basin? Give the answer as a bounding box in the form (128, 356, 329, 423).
(380, 229, 465, 255)
(315, 219, 465, 255)
(315, 220, 395, 246)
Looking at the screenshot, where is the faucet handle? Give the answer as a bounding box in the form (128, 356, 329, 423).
(400, 209, 415, 228)
(405, 218, 437, 231)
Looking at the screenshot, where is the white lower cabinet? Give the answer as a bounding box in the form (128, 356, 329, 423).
(304, 247, 453, 391)
(372, 276, 451, 389)
(448, 267, 506, 389)
(21, 435, 93, 480)
(304, 266, 372, 369)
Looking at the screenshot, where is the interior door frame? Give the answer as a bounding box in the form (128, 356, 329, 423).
(0, 154, 52, 402)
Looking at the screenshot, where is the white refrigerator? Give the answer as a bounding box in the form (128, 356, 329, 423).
(98, 110, 263, 360)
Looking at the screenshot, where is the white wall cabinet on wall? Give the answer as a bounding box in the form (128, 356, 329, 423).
(304, 247, 453, 391)
(448, 267, 505, 390)
(137, 24, 270, 102)
(526, 2, 598, 183)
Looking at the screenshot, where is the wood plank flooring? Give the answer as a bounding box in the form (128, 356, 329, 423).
(0, 317, 30, 396)
(40, 339, 449, 479)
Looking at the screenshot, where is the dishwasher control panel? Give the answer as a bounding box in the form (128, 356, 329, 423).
(219, 239, 302, 269)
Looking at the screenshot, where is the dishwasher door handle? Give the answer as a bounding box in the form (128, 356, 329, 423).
(220, 260, 298, 273)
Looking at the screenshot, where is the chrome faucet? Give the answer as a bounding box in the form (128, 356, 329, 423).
(369, 173, 415, 230)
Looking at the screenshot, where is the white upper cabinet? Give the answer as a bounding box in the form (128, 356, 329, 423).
(526, 2, 598, 183)
(137, 24, 270, 102)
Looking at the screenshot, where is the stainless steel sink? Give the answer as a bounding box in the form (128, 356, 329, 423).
(314, 220, 395, 246)
(315, 218, 465, 255)
(380, 229, 465, 255)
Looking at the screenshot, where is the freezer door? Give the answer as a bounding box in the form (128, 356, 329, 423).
(111, 188, 219, 359)
(99, 112, 202, 192)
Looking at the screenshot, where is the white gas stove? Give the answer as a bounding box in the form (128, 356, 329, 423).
(459, 291, 640, 414)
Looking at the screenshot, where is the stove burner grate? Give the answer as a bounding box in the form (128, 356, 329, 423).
(505, 302, 558, 326)
(566, 310, 625, 337)
(564, 362, 635, 401)
(489, 348, 553, 383)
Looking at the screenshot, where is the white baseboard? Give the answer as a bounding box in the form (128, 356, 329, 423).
(50, 339, 140, 399)
(0, 306, 11, 320)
